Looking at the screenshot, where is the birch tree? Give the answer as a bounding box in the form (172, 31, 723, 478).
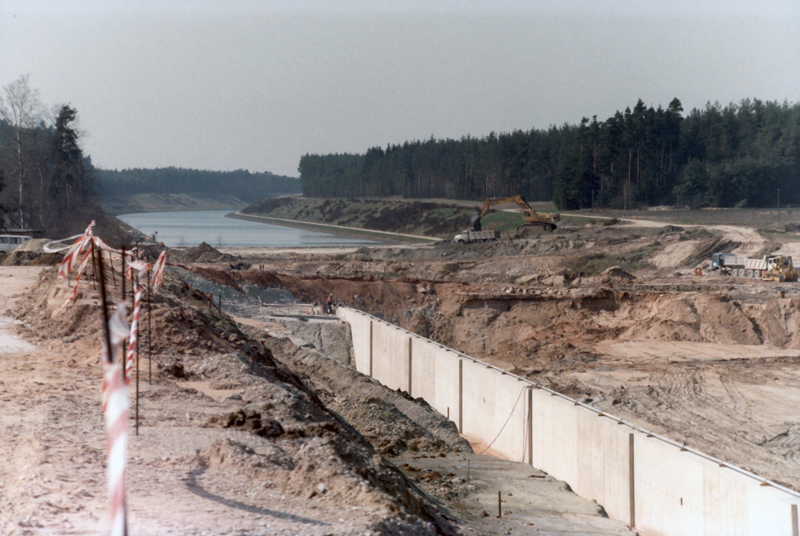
(0, 75, 43, 229)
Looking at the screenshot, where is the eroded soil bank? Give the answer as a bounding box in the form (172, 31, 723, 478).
(189, 219, 800, 493)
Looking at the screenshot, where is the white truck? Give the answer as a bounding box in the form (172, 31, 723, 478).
(453, 229, 498, 244)
(710, 253, 798, 281)
(0, 235, 31, 254)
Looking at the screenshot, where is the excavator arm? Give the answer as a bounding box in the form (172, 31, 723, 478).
(472, 195, 559, 232)
(478, 195, 533, 218)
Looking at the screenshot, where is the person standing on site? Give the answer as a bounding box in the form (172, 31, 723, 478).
(326, 293, 334, 314)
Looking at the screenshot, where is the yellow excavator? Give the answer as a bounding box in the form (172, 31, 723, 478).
(471, 195, 560, 234)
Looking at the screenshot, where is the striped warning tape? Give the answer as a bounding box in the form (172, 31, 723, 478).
(101, 304, 130, 536)
(124, 261, 150, 385)
(151, 251, 167, 294)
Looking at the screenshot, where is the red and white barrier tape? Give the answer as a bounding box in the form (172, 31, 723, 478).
(151, 251, 167, 294)
(102, 305, 130, 536)
(56, 222, 167, 312)
(58, 244, 95, 313)
(57, 221, 94, 279)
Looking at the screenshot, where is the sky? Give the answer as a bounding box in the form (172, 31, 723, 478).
(2, 1, 799, 178)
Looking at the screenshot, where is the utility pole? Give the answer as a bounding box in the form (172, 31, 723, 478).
(777, 188, 781, 228)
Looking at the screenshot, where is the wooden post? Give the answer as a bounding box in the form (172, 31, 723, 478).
(498, 491, 502, 518)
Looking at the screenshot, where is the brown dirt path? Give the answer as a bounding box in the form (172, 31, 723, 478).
(0, 267, 453, 535)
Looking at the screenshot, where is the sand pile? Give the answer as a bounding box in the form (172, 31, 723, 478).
(9, 264, 462, 535)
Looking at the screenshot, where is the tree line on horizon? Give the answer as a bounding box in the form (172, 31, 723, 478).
(0, 76, 299, 238)
(96, 167, 300, 199)
(299, 98, 800, 210)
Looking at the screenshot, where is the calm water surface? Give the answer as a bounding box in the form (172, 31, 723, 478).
(118, 210, 380, 248)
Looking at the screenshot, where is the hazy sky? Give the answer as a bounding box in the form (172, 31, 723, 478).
(2, 1, 799, 177)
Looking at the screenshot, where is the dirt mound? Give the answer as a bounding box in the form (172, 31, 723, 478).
(265, 337, 472, 457)
(9, 266, 462, 534)
(179, 242, 233, 263)
(1, 242, 61, 266)
(15, 238, 51, 252)
(657, 225, 684, 235)
(601, 266, 635, 280)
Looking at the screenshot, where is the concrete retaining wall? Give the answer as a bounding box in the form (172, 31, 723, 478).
(338, 307, 800, 536)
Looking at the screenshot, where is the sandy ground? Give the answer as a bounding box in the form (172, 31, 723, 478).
(396, 452, 635, 536)
(200, 219, 800, 497)
(0, 262, 637, 535)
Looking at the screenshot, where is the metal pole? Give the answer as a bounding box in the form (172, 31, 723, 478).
(120, 245, 126, 383)
(109, 249, 116, 287)
(778, 188, 781, 227)
(135, 273, 140, 436)
(147, 271, 152, 383)
(121, 245, 126, 302)
(96, 249, 113, 363)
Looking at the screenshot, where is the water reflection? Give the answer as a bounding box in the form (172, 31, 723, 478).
(118, 210, 380, 248)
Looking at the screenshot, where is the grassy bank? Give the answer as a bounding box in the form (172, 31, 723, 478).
(241, 196, 561, 239)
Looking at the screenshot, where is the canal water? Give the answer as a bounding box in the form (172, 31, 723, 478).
(118, 210, 381, 248)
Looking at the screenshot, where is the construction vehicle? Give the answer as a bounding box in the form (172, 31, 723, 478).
(710, 253, 799, 282)
(453, 229, 499, 244)
(0, 235, 31, 254)
(471, 195, 559, 234)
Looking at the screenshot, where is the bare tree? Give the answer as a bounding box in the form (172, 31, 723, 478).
(0, 75, 43, 229)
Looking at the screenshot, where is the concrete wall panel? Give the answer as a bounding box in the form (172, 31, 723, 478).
(460, 359, 495, 444)
(432, 348, 462, 428)
(746, 485, 797, 536)
(410, 336, 437, 402)
(337, 308, 369, 373)
(529, 388, 555, 473)
(702, 464, 750, 536)
(371, 321, 409, 392)
(338, 308, 800, 536)
(576, 412, 632, 526)
(635, 435, 706, 536)
(548, 396, 579, 486)
(490, 372, 529, 462)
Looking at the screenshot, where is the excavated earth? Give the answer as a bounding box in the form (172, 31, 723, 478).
(208, 221, 800, 494)
(2, 216, 800, 535)
(0, 243, 636, 535)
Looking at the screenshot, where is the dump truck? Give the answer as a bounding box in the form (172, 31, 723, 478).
(453, 229, 499, 244)
(710, 253, 799, 282)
